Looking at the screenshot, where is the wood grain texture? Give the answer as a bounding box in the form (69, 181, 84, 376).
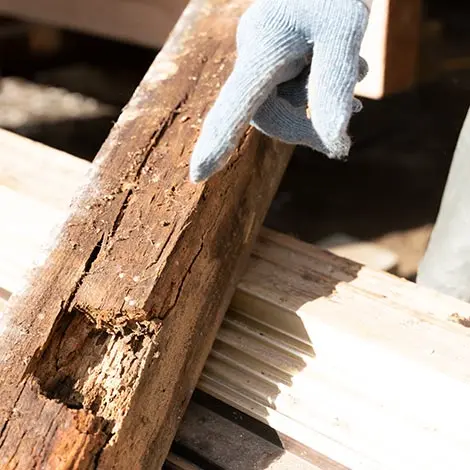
(0, 128, 90, 211)
(0, 0, 188, 47)
(200, 229, 470, 470)
(3, 141, 470, 470)
(355, 0, 422, 98)
(0, 129, 397, 302)
(0, 0, 293, 468)
(3, 130, 470, 468)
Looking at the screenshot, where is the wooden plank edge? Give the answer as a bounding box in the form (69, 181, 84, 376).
(0, 0, 188, 48)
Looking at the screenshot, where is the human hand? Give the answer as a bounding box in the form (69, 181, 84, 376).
(189, 0, 371, 183)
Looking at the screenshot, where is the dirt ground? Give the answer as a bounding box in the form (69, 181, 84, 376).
(1, 1, 470, 280)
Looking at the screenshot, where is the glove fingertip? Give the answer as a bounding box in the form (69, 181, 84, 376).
(189, 165, 207, 184)
(189, 140, 233, 183)
(324, 134, 351, 160)
(189, 153, 216, 183)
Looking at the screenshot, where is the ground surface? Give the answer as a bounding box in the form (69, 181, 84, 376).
(1, 2, 470, 280)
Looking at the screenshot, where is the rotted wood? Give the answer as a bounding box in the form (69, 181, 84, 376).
(0, 0, 293, 468)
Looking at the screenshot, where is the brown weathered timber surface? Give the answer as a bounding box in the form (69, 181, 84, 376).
(0, 0, 293, 468)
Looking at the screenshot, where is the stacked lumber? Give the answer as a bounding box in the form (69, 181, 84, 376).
(3, 123, 470, 469)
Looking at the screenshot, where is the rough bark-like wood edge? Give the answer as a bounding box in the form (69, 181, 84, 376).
(0, 0, 293, 468)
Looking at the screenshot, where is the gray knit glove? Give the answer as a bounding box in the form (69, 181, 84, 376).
(189, 0, 371, 183)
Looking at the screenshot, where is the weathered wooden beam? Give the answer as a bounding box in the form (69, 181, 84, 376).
(0, 127, 397, 302)
(0, 0, 293, 468)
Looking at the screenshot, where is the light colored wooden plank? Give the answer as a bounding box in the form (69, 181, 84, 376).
(0, 128, 89, 210)
(0, 129, 88, 296)
(0, 0, 188, 47)
(199, 229, 470, 470)
(0, 130, 91, 296)
(355, 0, 421, 98)
(0, 294, 7, 312)
(0, 186, 66, 295)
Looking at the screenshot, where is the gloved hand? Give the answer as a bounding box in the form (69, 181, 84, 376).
(189, 0, 371, 183)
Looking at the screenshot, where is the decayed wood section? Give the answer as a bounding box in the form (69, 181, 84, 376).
(0, 1, 293, 468)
